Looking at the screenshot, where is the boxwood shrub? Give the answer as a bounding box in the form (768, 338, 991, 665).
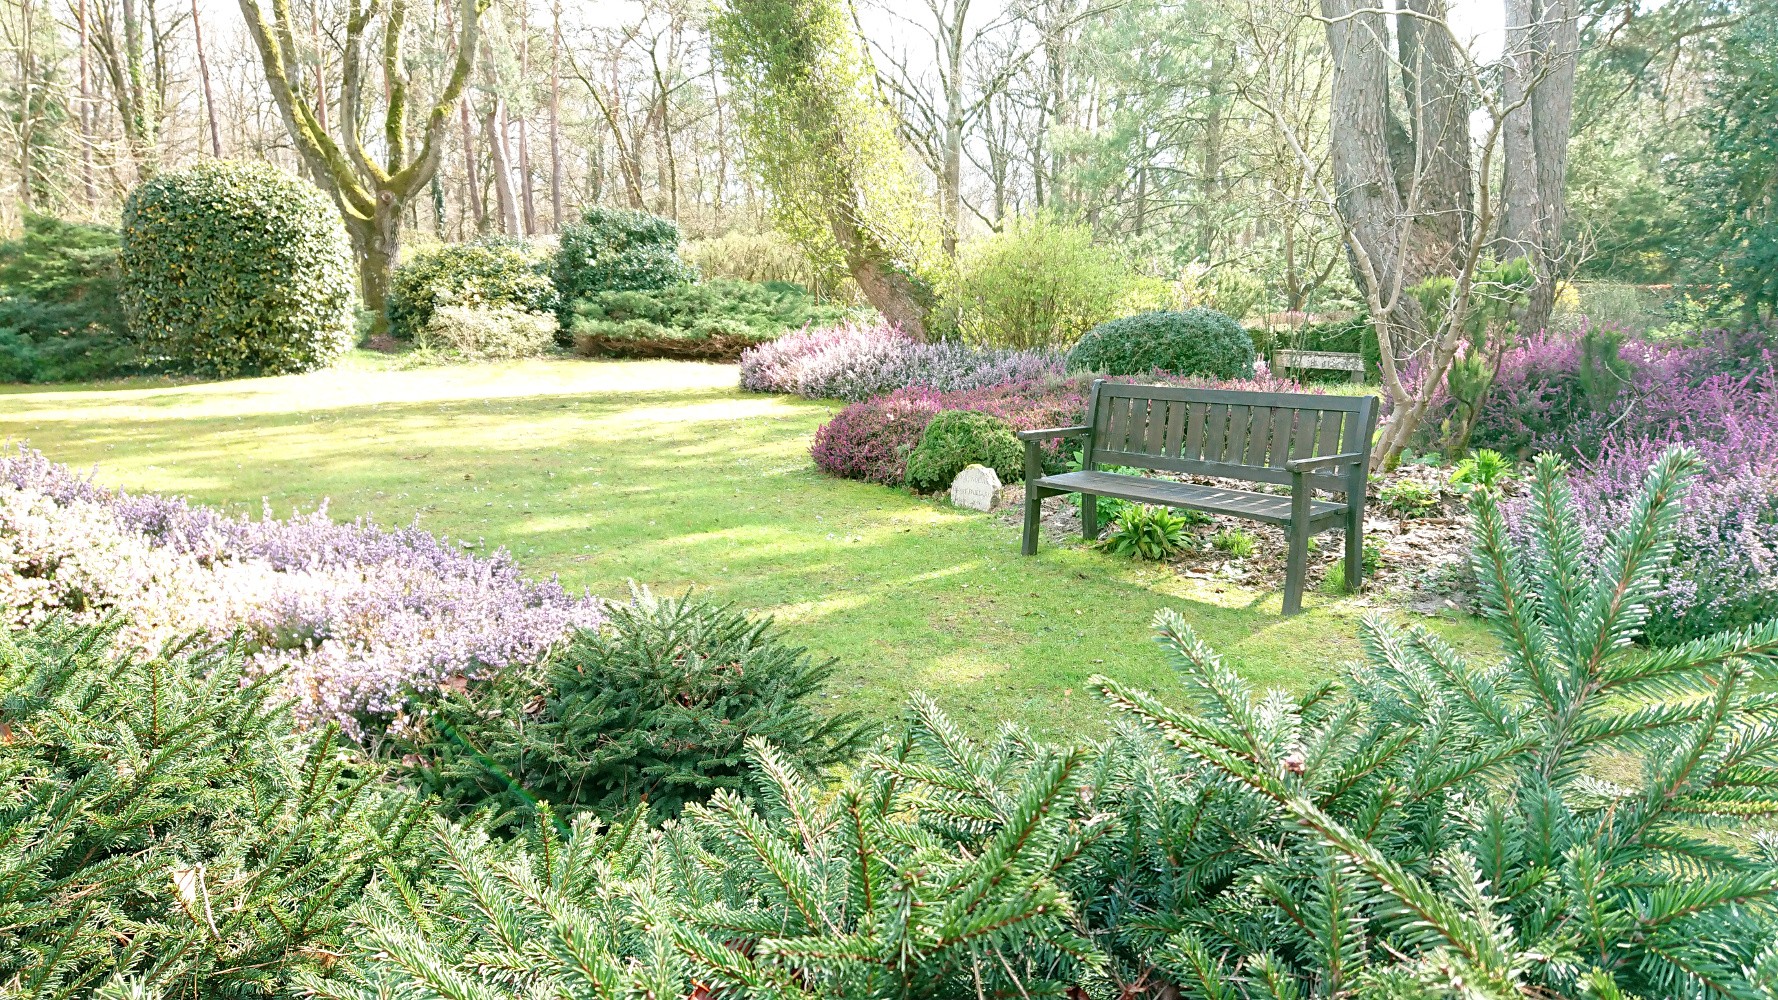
(120, 161, 357, 377)
(551, 206, 698, 317)
(903, 409, 1023, 492)
(1065, 307, 1255, 379)
(387, 237, 556, 340)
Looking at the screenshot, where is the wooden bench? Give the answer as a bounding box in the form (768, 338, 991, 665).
(1272, 349, 1367, 383)
(1018, 380, 1377, 615)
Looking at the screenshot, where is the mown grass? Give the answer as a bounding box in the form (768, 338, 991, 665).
(1, 352, 1496, 738)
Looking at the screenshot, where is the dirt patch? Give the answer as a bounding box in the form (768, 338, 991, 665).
(990, 460, 1494, 612)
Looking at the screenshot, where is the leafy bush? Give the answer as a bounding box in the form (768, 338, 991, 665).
(945, 215, 1152, 349)
(0, 446, 604, 731)
(1100, 504, 1192, 559)
(396, 588, 865, 825)
(416, 304, 558, 360)
(1066, 308, 1256, 379)
(569, 278, 855, 361)
(903, 409, 1023, 492)
(0, 616, 422, 997)
(1379, 478, 1440, 517)
(119, 160, 357, 377)
(0, 214, 143, 383)
(739, 319, 1062, 401)
(550, 205, 698, 315)
(386, 237, 556, 341)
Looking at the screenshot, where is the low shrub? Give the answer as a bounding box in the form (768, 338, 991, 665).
(386, 237, 556, 340)
(0, 616, 423, 996)
(739, 319, 1063, 401)
(396, 588, 866, 825)
(1066, 308, 1255, 379)
(551, 205, 698, 316)
(903, 409, 1023, 492)
(0, 446, 603, 731)
(569, 278, 855, 361)
(1450, 447, 1513, 492)
(1099, 504, 1193, 559)
(417, 304, 558, 360)
(944, 214, 1156, 349)
(310, 449, 1778, 1000)
(0, 214, 142, 383)
(120, 160, 356, 377)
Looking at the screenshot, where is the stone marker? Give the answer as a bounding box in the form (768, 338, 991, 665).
(949, 464, 1002, 511)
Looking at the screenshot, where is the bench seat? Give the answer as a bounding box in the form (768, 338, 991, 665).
(1032, 471, 1348, 528)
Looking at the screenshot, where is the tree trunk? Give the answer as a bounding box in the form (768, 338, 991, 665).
(459, 94, 484, 231)
(517, 0, 535, 234)
(191, 0, 222, 156)
(486, 98, 521, 235)
(76, 0, 97, 205)
(348, 198, 401, 330)
(549, 0, 563, 229)
(1499, 0, 1578, 332)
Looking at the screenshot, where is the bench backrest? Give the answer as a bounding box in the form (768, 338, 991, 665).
(1082, 379, 1377, 492)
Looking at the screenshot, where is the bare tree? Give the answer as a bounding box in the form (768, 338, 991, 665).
(237, 0, 488, 331)
(189, 0, 219, 155)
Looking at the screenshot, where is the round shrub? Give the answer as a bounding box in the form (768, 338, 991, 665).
(1066, 308, 1255, 379)
(904, 409, 1023, 493)
(120, 160, 356, 377)
(944, 215, 1156, 349)
(551, 206, 699, 315)
(387, 237, 556, 340)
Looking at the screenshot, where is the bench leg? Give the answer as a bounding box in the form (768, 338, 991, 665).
(1344, 500, 1366, 593)
(1022, 486, 1042, 555)
(1081, 494, 1099, 542)
(1283, 472, 1313, 616)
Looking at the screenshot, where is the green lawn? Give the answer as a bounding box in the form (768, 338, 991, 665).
(1, 353, 1495, 738)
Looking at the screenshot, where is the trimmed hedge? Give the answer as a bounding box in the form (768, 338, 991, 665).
(120, 161, 357, 377)
(387, 238, 556, 341)
(1065, 308, 1255, 379)
(551, 206, 698, 317)
(568, 279, 854, 361)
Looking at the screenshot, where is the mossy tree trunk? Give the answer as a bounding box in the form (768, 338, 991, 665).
(237, 0, 485, 337)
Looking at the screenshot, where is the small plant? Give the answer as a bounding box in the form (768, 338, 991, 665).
(1099, 504, 1193, 559)
(1450, 447, 1512, 493)
(1210, 527, 1257, 557)
(1379, 478, 1441, 517)
(396, 587, 866, 825)
(1321, 540, 1383, 592)
(903, 409, 1024, 492)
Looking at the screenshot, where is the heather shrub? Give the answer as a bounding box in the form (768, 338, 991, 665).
(396, 588, 865, 826)
(568, 278, 854, 361)
(386, 237, 556, 341)
(903, 409, 1023, 492)
(0, 215, 142, 383)
(0, 446, 603, 730)
(738, 319, 1063, 401)
(0, 616, 423, 997)
(120, 160, 356, 377)
(944, 215, 1151, 349)
(1066, 308, 1255, 379)
(550, 205, 697, 316)
(416, 304, 558, 360)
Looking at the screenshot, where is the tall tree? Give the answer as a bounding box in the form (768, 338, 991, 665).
(237, 0, 488, 332)
(1498, 0, 1580, 331)
(712, 0, 940, 337)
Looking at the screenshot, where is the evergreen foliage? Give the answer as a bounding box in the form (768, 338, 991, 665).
(395, 588, 866, 826)
(1091, 447, 1778, 999)
(385, 237, 557, 341)
(119, 161, 357, 377)
(902, 409, 1023, 492)
(550, 206, 698, 318)
(1067, 308, 1256, 380)
(0, 215, 139, 383)
(568, 278, 856, 360)
(0, 616, 424, 998)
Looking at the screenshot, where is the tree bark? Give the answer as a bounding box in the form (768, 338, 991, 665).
(548, 0, 562, 228)
(485, 97, 520, 235)
(191, 0, 222, 156)
(1499, 0, 1579, 332)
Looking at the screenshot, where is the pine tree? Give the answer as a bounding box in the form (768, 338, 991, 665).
(0, 616, 425, 999)
(1092, 447, 1778, 999)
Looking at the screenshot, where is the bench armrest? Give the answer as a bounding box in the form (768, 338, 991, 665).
(1016, 424, 1091, 442)
(1286, 451, 1367, 473)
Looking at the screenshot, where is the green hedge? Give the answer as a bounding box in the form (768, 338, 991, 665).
(551, 206, 698, 317)
(1065, 308, 1255, 379)
(568, 278, 855, 360)
(386, 238, 556, 341)
(120, 160, 357, 377)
